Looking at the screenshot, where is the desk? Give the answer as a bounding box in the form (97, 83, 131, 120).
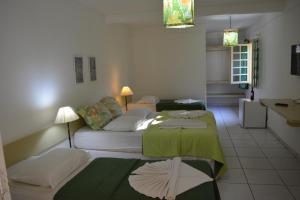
(260, 99, 300, 156)
(260, 99, 300, 127)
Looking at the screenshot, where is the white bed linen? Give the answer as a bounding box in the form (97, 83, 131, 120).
(74, 127, 143, 152)
(74, 111, 158, 152)
(9, 161, 90, 200)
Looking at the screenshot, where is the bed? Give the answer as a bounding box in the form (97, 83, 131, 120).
(143, 111, 227, 178)
(10, 157, 220, 200)
(156, 99, 206, 112)
(74, 127, 143, 153)
(54, 158, 220, 200)
(73, 109, 227, 178)
(73, 109, 157, 152)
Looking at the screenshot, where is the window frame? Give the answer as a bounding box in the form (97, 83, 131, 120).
(230, 43, 253, 84)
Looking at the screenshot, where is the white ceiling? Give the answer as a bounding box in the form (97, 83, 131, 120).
(205, 13, 266, 32)
(77, 0, 286, 15)
(76, 0, 287, 31)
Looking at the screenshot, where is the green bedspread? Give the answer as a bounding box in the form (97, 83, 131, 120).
(54, 158, 220, 200)
(143, 111, 227, 178)
(156, 99, 206, 112)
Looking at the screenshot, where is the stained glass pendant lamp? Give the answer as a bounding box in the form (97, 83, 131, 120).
(223, 16, 239, 46)
(163, 0, 195, 28)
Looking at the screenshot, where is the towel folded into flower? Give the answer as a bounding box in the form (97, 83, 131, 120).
(128, 157, 213, 200)
(168, 110, 208, 119)
(174, 99, 202, 104)
(158, 119, 207, 129)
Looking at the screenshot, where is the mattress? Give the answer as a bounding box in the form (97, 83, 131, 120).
(55, 158, 220, 200)
(9, 161, 91, 200)
(10, 158, 219, 200)
(74, 127, 143, 152)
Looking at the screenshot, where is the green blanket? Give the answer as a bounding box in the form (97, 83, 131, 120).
(143, 111, 227, 178)
(54, 158, 220, 200)
(156, 99, 206, 112)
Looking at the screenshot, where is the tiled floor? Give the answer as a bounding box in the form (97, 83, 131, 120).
(208, 106, 300, 200)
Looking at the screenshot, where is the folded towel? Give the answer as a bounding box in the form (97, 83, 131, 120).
(174, 99, 202, 104)
(168, 110, 208, 119)
(128, 157, 213, 200)
(159, 119, 207, 129)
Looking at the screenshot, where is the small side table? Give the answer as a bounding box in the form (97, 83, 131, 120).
(239, 98, 267, 128)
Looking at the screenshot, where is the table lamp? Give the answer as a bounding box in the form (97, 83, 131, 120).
(55, 106, 79, 148)
(120, 86, 133, 111)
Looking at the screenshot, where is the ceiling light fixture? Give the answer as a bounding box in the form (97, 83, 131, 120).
(163, 0, 194, 28)
(223, 16, 239, 46)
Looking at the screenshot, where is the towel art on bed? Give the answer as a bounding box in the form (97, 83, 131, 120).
(159, 119, 207, 129)
(168, 110, 208, 119)
(143, 111, 227, 178)
(128, 157, 213, 200)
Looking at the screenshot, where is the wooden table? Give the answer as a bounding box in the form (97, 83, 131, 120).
(260, 99, 300, 127)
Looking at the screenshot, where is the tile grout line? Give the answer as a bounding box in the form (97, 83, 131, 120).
(218, 106, 257, 200)
(220, 106, 298, 200)
(256, 133, 297, 200)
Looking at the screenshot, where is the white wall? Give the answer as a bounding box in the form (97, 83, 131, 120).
(246, 2, 300, 99)
(0, 0, 132, 144)
(131, 23, 207, 102)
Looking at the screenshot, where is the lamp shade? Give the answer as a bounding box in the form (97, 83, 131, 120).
(55, 106, 79, 124)
(223, 29, 239, 46)
(120, 86, 133, 96)
(164, 0, 194, 28)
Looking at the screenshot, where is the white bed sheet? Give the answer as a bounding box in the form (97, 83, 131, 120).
(74, 127, 143, 152)
(9, 161, 90, 200)
(74, 112, 158, 152)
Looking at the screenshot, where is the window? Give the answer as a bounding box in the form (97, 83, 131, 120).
(231, 43, 252, 84)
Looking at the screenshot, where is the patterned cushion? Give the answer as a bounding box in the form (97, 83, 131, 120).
(76, 103, 112, 130)
(100, 96, 123, 118)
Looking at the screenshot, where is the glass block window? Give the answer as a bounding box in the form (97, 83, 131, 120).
(231, 43, 252, 84)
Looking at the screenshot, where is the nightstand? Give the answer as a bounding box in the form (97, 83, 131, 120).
(239, 98, 267, 128)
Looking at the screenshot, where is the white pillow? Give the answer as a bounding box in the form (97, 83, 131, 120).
(103, 115, 145, 132)
(124, 108, 151, 119)
(138, 96, 160, 104)
(8, 148, 90, 188)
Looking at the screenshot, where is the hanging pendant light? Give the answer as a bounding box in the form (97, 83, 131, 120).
(163, 0, 195, 28)
(223, 16, 238, 46)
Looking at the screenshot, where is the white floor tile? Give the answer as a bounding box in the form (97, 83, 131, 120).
(225, 157, 241, 169)
(218, 183, 254, 200)
(278, 170, 300, 186)
(235, 147, 265, 158)
(261, 147, 295, 158)
(232, 138, 259, 148)
(223, 147, 237, 157)
(248, 129, 271, 134)
(221, 139, 234, 147)
(229, 132, 254, 140)
(244, 169, 283, 185)
(258, 140, 285, 148)
(250, 185, 294, 200)
(289, 186, 300, 200)
(228, 127, 251, 134)
(218, 129, 230, 139)
(269, 158, 300, 170)
(240, 158, 273, 169)
(219, 169, 247, 184)
(252, 132, 277, 141)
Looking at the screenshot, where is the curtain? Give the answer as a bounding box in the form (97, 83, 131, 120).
(252, 39, 259, 88)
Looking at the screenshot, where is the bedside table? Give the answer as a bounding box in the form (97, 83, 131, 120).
(239, 98, 267, 128)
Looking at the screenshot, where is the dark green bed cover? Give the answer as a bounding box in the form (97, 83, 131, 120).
(156, 99, 206, 112)
(54, 158, 220, 200)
